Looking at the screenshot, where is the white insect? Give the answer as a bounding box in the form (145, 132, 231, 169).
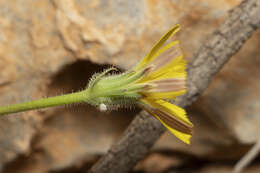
(99, 103, 107, 112)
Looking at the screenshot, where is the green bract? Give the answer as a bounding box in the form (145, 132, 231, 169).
(86, 67, 151, 110)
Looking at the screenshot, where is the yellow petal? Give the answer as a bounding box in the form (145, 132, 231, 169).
(148, 42, 184, 76)
(141, 99, 192, 144)
(142, 99, 192, 126)
(135, 24, 180, 70)
(144, 89, 186, 100)
(141, 99, 193, 144)
(154, 114, 191, 144)
(142, 55, 186, 82)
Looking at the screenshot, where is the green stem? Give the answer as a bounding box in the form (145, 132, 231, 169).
(0, 89, 90, 115)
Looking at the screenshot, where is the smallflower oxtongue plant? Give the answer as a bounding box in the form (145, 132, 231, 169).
(0, 24, 193, 144)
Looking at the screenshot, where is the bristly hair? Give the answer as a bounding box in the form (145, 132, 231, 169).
(88, 67, 118, 89)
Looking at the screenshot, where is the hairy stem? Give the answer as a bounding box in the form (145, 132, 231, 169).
(0, 89, 90, 115)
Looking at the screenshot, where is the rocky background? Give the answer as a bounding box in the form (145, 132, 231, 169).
(0, 0, 260, 173)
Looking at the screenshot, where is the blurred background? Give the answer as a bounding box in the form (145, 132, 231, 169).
(0, 0, 260, 172)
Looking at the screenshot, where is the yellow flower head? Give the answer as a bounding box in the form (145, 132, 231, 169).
(134, 24, 193, 144)
(88, 24, 193, 144)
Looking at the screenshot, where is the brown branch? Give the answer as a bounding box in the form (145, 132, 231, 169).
(89, 0, 260, 173)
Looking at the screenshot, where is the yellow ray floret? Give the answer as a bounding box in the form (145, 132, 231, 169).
(141, 99, 193, 144)
(138, 41, 186, 82)
(143, 89, 186, 100)
(135, 24, 180, 71)
(154, 114, 192, 144)
(143, 99, 192, 125)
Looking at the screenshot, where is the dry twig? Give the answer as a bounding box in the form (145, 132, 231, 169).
(89, 0, 260, 172)
(233, 140, 260, 173)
